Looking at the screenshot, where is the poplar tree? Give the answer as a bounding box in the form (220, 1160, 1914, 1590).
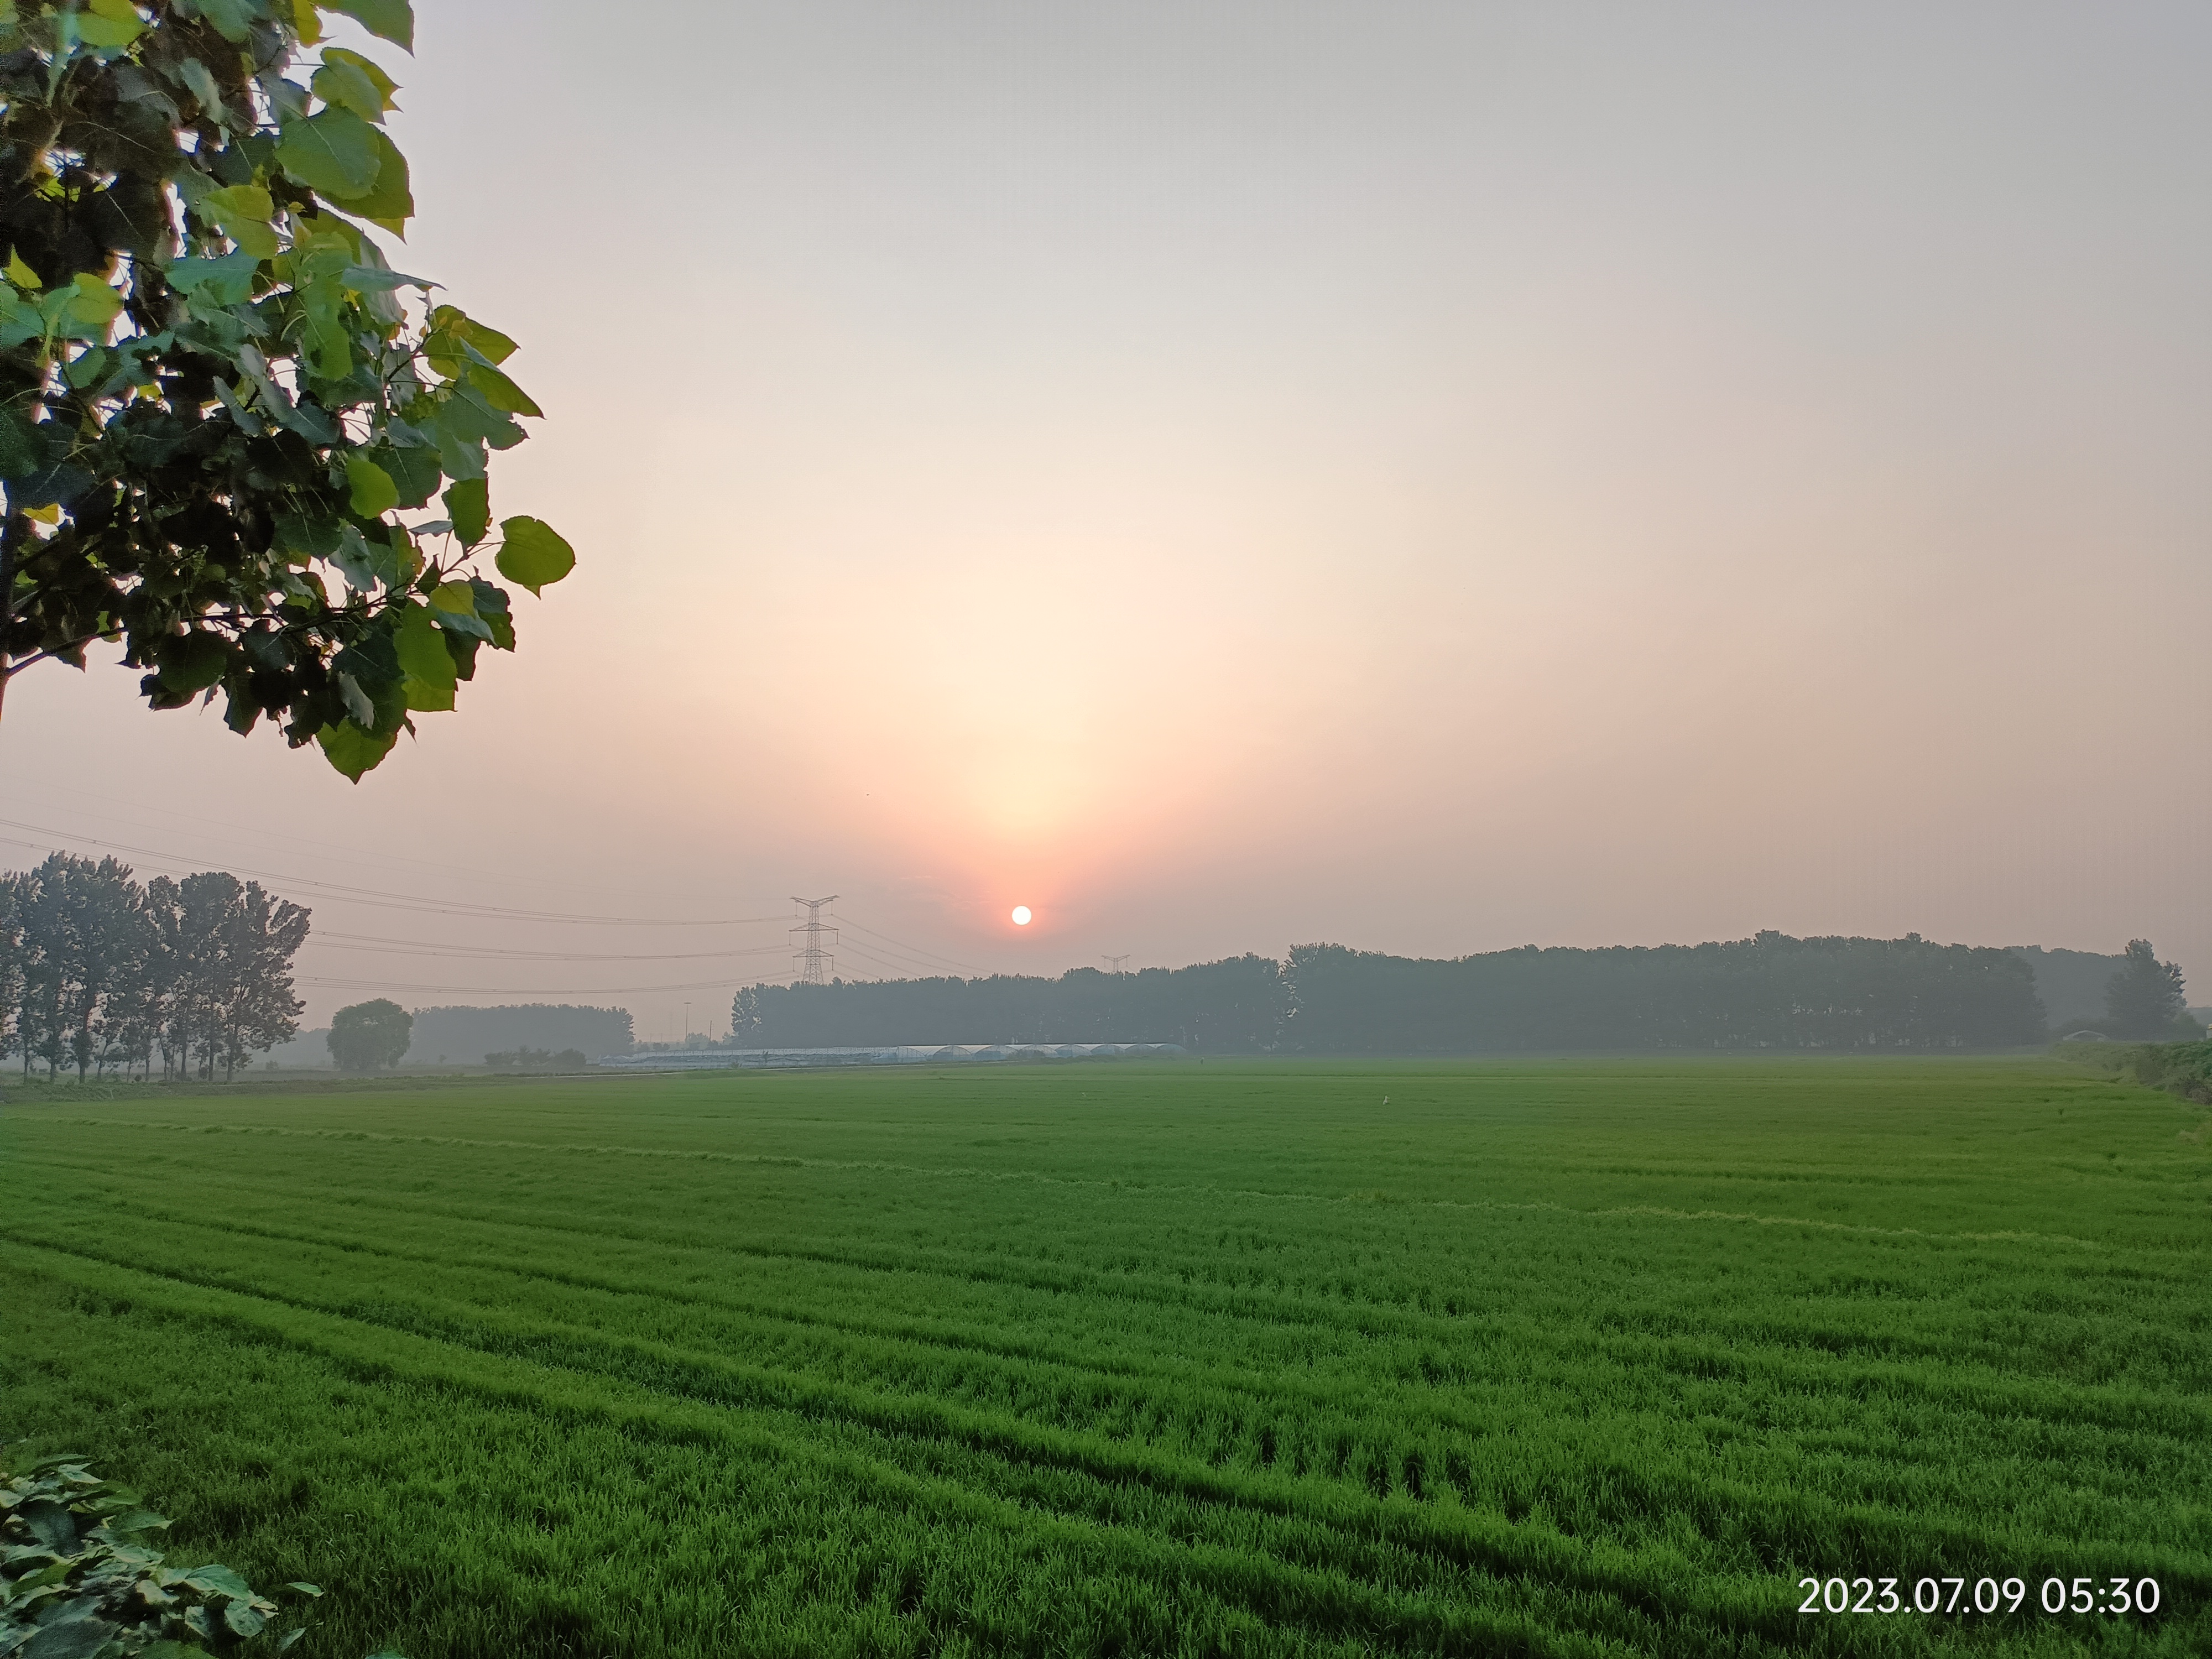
(0, 0, 572, 778)
(4, 854, 309, 1079)
(0, 873, 24, 1076)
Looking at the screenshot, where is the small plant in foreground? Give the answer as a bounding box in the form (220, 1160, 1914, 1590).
(0, 1445, 397, 1659)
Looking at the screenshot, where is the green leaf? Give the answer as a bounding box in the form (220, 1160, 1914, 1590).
(442, 625, 482, 681)
(425, 579, 490, 640)
(341, 264, 432, 293)
(316, 719, 399, 781)
(296, 283, 356, 381)
(44, 275, 123, 340)
(6, 459, 92, 510)
(321, 128, 414, 233)
(20, 1618, 118, 1659)
(443, 476, 487, 547)
(276, 108, 381, 197)
(176, 1563, 254, 1600)
(346, 455, 399, 519)
(77, 0, 143, 46)
(432, 382, 524, 450)
(429, 304, 516, 364)
(199, 184, 279, 258)
(494, 517, 574, 595)
(274, 512, 343, 558)
(395, 606, 456, 710)
(331, 524, 380, 590)
(324, 0, 414, 50)
(65, 346, 112, 388)
(433, 426, 484, 483)
(223, 1600, 270, 1638)
(373, 442, 440, 508)
(462, 361, 542, 418)
(165, 251, 259, 307)
(156, 633, 230, 695)
(177, 56, 228, 124)
(314, 48, 398, 122)
(0, 408, 39, 479)
(192, 0, 262, 43)
(102, 1507, 171, 1536)
(200, 182, 273, 223)
(18, 1499, 75, 1552)
(285, 1582, 324, 1597)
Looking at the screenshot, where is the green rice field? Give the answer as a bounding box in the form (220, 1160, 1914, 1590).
(1, 1057, 2206, 1657)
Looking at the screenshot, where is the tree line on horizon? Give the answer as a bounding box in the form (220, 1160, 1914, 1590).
(0, 853, 308, 1081)
(728, 932, 2196, 1055)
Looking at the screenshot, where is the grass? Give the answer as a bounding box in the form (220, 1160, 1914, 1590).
(1, 1056, 2206, 1657)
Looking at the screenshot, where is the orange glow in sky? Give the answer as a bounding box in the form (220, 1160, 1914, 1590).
(0, 4, 2205, 1037)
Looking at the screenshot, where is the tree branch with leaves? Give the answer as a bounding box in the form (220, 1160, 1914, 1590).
(0, 0, 573, 778)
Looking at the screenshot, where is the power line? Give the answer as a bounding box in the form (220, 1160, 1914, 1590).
(0, 819, 789, 927)
(2, 816, 1004, 988)
(312, 934, 795, 963)
(828, 940, 922, 979)
(298, 973, 777, 996)
(827, 935, 964, 978)
(833, 916, 984, 974)
(28, 784, 596, 900)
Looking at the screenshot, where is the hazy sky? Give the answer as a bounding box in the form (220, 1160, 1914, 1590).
(4, 1, 2208, 1036)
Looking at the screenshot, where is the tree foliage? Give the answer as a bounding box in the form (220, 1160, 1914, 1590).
(2103, 938, 2190, 1040)
(726, 932, 2057, 1053)
(1285, 932, 2048, 1053)
(731, 957, 1288, 1053)
(0, 0, 572, 778)
(0, 1442, 398, 1657)
(325, 993, 406, 1069)
(406, 1001, 629, 1065)
(2, 850, 307, 1079)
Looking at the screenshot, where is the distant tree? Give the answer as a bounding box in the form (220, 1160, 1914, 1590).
(0, 0, 574, 776)
(0, 853, 311, 1081)
(141, 875, 192, 1078)
(14, 852, 148, 1079)
(200, 874, 310, 1078)
(2104, 940, 2188, 1040)
(729, 985, 761, 1045)
(406, 1002, 630, 1063)
(0, 873, 23, 1077)
(328, 997, 410, 1071)
(158, 870, 266, 1078)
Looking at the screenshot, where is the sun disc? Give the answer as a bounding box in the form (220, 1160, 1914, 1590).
(1011, 905, 1032, 926)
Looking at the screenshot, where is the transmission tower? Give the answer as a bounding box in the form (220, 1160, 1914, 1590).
(1102, 954, 1130, 973)
(790, 895, 839, 985)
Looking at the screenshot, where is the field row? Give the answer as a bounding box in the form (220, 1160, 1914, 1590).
(4, 1060, 2206, 1656)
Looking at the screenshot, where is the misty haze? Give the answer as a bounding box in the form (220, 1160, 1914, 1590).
(1, 3, 2205, 1657)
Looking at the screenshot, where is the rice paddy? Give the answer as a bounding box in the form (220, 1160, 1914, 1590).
(1, 1057, 2206, 1657)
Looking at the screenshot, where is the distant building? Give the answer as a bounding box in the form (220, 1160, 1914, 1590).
(594, 1042, 1185, 1071)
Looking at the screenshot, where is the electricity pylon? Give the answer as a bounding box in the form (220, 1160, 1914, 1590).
(791, 895, 839, 985)
(1102, 954, 1130, 973)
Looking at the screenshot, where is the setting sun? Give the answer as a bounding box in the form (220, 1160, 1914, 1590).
(1010, 905, 1032, 926)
